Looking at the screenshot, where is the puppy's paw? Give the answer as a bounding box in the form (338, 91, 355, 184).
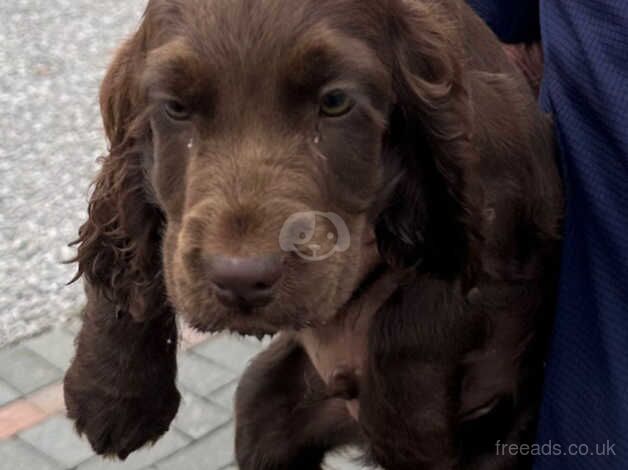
(64, 378, 180, 459)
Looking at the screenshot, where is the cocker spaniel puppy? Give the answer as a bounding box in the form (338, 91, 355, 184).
(64, 0, 563, 468)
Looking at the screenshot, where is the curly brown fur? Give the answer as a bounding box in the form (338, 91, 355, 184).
(65, 0, 562, 468)
(235, 334, 361, 470)
(64, 288, 179, 459)
(64, 13, 180, 458)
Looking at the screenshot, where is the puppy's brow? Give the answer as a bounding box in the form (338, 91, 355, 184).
(142, 38, 203, 94)
(286, 25, 389, 91)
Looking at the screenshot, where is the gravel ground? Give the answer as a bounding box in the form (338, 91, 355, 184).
(0, 0, 146, 346)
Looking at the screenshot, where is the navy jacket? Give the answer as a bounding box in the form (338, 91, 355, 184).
(467, 1, 628, 468)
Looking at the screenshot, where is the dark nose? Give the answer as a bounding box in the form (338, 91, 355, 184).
(207, 254, 283, 308)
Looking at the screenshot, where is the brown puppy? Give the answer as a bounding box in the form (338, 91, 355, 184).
(64, 0, 563, 468)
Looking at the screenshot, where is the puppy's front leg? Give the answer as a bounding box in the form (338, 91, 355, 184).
(235, 334, 360, 470)
(358, 281, 473, 470)
(64, 288, 180, 460)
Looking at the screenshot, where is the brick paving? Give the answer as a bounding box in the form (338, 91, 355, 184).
(0, 321, 365, 469)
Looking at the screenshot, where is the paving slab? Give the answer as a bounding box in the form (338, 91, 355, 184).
(0, 399, 47, 439)
(0, 379, 19, 406)
(26, 382, 65, 415)
(19, 415, 94, 468)
(207, 381, 238, 411)
(0, 438, 61, 470)
(174, 389, 231, 439)
(0, 346, 62, 394)
(155, 423, 235, 470)
(192, 334, 261, 372)
(23, 327, 76, 370)
(176, 352, 237, 397)
(77, 429, 190, 470)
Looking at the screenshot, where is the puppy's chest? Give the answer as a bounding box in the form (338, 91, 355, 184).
(298, 272, 399, 399)
(300, 316, 369, 395)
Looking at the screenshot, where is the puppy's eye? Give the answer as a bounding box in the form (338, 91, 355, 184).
(320, 90, 354, 117)
(163, 100, 191, 121)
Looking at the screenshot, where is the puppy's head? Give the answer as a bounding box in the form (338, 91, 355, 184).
(77, 0, 476, 335)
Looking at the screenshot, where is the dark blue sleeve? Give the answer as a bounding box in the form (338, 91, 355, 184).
(465, 0, 540, 43)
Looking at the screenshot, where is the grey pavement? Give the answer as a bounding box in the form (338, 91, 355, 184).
(0, 325, 366, 469)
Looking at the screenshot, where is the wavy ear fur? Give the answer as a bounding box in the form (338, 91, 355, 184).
(361, 4, 486, 468)
(64, 19, 181, 459)
(376, 0, 480, 279)
(73, 26, 166, 322)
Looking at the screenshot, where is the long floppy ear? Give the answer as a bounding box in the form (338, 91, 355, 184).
(64, 24, 180, 459)
(376, 1, 480, 279)
(360, 4, 485, 467)
(74, 27, 166, 322)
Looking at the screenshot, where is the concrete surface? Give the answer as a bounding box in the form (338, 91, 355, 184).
(0, 0, 146, 346)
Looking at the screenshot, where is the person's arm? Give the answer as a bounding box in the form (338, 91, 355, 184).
(466, 0, 540, 44)
(466, 0, 543, 96)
